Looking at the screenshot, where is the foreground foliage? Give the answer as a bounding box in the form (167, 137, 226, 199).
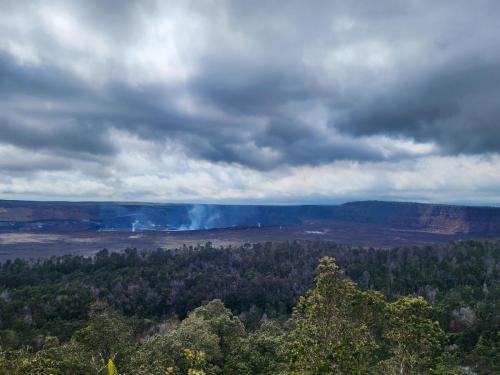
(1, 257, 460, 374)
(1, 240, 500, 373)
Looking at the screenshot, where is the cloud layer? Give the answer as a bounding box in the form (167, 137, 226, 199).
(0, 0, 499, 204)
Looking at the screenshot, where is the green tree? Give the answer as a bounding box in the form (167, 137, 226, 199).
(125, 330, 183, 375)
(287, 257, 379, 374)
(382, 296, 446, 375)
(0, 341, 92, 375)
(467, 332, 500, 375)
(225, 321, 287, 374)
(73, 301, 133, 373)
(180, 299, 245, 373)
(126, 300, 245, 375)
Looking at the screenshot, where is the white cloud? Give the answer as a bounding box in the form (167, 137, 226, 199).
(1, 129, 499, 204)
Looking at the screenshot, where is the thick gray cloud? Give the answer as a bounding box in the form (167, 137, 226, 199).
(0, 0, 499, 202)
(337, 59, 500, 154)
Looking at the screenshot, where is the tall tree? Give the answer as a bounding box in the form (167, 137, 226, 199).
(382, 296, 446, 375)
(287, 257, 379, 374)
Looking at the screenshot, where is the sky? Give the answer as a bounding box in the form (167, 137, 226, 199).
(1, 0, 500, 205)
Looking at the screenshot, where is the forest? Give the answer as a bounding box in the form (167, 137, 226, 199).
(1, 240, 499, 374)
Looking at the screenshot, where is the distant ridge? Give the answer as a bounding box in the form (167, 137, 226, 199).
(0, 199, 500, 236)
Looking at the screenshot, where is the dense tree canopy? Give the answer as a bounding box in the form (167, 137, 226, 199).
(1, 240, 499, 373)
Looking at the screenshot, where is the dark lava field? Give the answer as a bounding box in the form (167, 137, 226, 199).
(1, 200, 500, 261)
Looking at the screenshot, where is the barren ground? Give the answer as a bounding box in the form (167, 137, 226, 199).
(0, 221, 492, 262)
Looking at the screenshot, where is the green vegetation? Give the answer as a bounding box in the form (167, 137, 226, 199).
(1, 240, 499, 373)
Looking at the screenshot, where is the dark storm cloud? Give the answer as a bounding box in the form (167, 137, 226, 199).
(0, 54, 114, 159)
(0, 153, 71, 173)
(0, 52, 86, 99)
(335, 52, 500, 155)
(0, 117, 114, 157)
(191, 61, 325, 116)
(1, 0, 500, 174)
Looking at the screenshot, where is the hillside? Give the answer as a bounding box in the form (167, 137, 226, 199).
(1, 200, 500, 236)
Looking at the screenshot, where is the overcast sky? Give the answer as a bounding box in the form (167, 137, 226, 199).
(1, 0, 499, 204)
